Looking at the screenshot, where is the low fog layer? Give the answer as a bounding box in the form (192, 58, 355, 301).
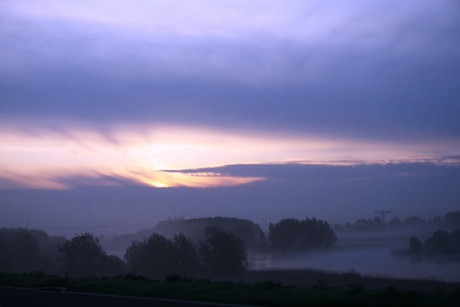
(1, 162, 459, 237)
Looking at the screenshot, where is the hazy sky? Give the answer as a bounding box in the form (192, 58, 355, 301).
(1, 1, 459, 234)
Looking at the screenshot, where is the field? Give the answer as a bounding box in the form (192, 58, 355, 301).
(1, 270, 459, 306)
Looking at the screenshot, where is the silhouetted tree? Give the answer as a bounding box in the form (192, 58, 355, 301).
(173, 233, 201, 275)
(388, 217, 402, 227)
(404, 216, 427, 227)
(268, 218, 336, 251)
(424, 230, 450, 254)
(58, 233, 125, 276)
(124, 233, 179, 277)
(408, 236, 423, 254)
(29, 229, 65, 265)
(406, 229, 460, 258)
(153, 217, 265, 250)
(199, 226, 248, 275)
(0, 228, 56, 273)
(445, 211, 460, 228)
(100, 255, 127, 276)
(452, 229, 460, 253)
(58, 233, 105, 276)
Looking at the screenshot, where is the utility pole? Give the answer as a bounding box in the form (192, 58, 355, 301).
(374, 209, 392, 225)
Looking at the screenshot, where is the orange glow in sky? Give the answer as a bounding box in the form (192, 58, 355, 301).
(1, 123, 458, 189)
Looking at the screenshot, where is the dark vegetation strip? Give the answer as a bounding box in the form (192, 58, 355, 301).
(1, 271, 459, 307)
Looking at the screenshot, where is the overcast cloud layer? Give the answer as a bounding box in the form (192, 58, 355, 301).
(1, 0, 459, 143)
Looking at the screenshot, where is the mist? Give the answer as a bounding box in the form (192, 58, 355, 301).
(251, 233, 460, 282)
(2, 162, 460, 239)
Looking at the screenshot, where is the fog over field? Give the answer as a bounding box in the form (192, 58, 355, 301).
(252, 233, 460, 282)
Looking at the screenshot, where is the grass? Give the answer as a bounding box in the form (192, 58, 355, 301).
(0, 271, 459, 306)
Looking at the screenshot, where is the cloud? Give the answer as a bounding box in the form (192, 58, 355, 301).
(1, 0, 459, 190)
(2, 118, 458, 190)
(1, 0, 459, 144)
(2, 121, 459, 189)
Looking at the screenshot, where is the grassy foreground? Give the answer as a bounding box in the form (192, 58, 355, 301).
(1, 271, 459, 306)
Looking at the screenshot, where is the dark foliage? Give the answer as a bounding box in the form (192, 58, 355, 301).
(173, 233, 201, 275)
(408, 236, 423, 254)
(57, 233, 126, 277)
(337, 214, 448, 233)
(153, 216, 265, 250)
(199, 226, 248, 275)
(406, 229, 460, 259)
(445, 211, 460, 228)
(125, 233, 178, 277)
(268, 217, 337, 251)
(0, 228, 62, 273)
(125, 227, 248, 278)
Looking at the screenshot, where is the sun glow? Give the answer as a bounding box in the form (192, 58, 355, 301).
(1, 122, 458, 189)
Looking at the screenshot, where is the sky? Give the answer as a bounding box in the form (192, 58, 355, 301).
(1, 0, 459, 235)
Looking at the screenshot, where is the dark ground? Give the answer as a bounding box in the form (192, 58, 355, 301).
(0, 287, 247, 307)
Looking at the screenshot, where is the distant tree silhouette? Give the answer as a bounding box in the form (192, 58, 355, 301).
(58, 233, 105, 276)
(408, 236, 423, 254)
(403, 216, 427, 227)
(268, 218, 336, 251)
(125, 228, 247, 278)
(100, 254, 127, 276)
(199, 226, 248, 275)
(125, 233, 180, 277)
(0, 228, 58, 273)
(445, 211, 460, 228)
(406, 229, 460, 259)
(424, 230, 451, 254)
(173, 233, 201, 275)
(388, 217, 402, 227)
(58, 233, 125, 276)
(153, 217, 265, 250)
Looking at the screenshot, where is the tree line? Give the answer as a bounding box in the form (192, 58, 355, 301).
(334, 210, 460, 233)
(0, 216, 336, 277)
(406, 229, 460, 260)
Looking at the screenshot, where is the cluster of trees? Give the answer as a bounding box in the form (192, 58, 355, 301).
(408, 229, 460, 257)
(268, 218, 336, 251)
(0, 226, 247, 278)
(445, 211, 460, 228)
(125, 226, 247, 277)
(106, 217, 265, 253)
(153, 217, 265, 250)
(335, 217, 385, 232)
(57, 233, 126, 277)
(0, 228, 64, 274)
(1, 216, 338, 277)
(334, 211, 460, 233)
